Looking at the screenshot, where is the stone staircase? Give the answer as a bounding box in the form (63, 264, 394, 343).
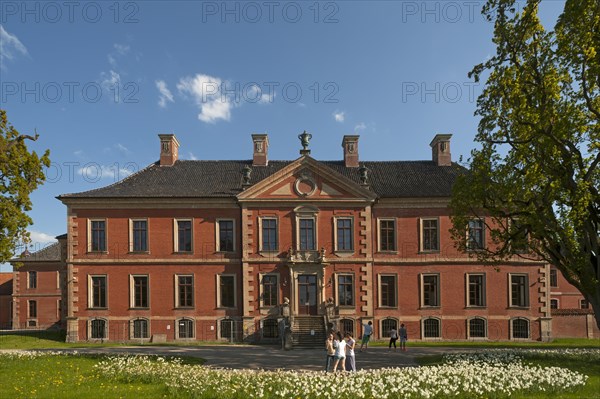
(292, 316, 326, 348)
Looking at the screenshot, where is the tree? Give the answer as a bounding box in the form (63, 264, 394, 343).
(0, 109, 51, 262)
(450, 0, 600, 329)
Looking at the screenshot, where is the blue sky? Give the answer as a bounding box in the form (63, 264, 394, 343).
(0, 1, 564, 270)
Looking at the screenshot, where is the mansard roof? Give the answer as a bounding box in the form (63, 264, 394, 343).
(59, 158, 463, 200)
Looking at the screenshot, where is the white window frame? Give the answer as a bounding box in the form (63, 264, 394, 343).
(294, 205, 319, 251)
(130, 318, 150, 340)
(217, 274, 237, 309)
(510, 317, 530, 340)
(129, 274, 150, 309)
(88, 318, 108, 340)
(259, 273, 279, 308)
(87, 218, 107, 253)
(173, 218, 193, 253)
(508, 273, 530, 308)
(466, 218, 485, 251)
(421, 317, 442, 340)
(175, 317, 195, 340)
(419, 217, 440, 252)
(88, 274, 107, 309)
(129, 218, 149, 253)
(377, 218, 397, 252)
(466, 273, 486, 307)
(420, 273, 440, 308)
(258, 217, 279, 253)
(174, 274, 194, 308)
(467, 317, 488, 339)
(333, 216, 354, 253)
(216, 218, 236, 253)
(378, 273, 398, 308)
(335, 273, 355, 307)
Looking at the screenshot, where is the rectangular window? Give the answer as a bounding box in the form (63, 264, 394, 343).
(336, 218, 353, 251)
(467, 274, 486, 307)
(131, 220, 148, 252)
(379, 275, 397, 307)
(550, 269, 558, 288)
(422, 274, 440, 307)
(219, 275, 236, 308)
(299, 218, 315, 250)
(337, 274, 354, 306)
(261, 275, 278, 307)
(176, 220, 192, 252)
(90, 220, 106, 252)
(218, 220, 235, 252)
(510, 274, 529, 307)
(176, 275, 194, 308)
(28, 271, 37, 289)
(28, 300, 37, 318)
(379, 219, 396, 251)
(90, 276, 107, 308)
(133, 319, 149, 339)
(581, 299, 589, 309)
(510, 219, 529, 253)
(467, 219, 485, 251)
(550, 299, 559, 309)
(131, 275, 149, 308)
(261, 218, 278, 252)
(421, 218, 439, 252)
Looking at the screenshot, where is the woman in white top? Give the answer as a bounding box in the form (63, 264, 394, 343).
(332, 331, 347, 372)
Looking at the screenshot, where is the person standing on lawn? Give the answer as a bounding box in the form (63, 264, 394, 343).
(399, 323, 408, 352)
(360, 321, 373, 352)
(331, 331, 347, 372)
(344, 332, 356, 372)
(325, 332, 336, 372)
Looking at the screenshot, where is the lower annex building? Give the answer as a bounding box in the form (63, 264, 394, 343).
(8, 132, 597, 343)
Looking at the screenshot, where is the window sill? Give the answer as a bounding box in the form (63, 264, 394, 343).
(173, 251, 194, 255)
(128, 251, 150, 255)
(88, 307, 108, 310)
(465, 305, 487, 309)
(378, 306, 398, 310)
(174, 307, 195, 310)
(334, 251, 354, 258)
(87, 251, 108, 255)
(129, 307, 150, 310)
(420, 306, 441, 309)
(377, 251, 398, 255)
(217, 306, 236, 310)
(418, 250, 440, 254)
(259, 251, 280, 257)
(508, 306, 530, 310)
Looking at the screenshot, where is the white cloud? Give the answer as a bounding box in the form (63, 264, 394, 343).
(177, 74, 234, 123)
(333, 111, 345, 123)
(113, 43, 130, 55)
(77, 164, 135, 181)
(247, 84, 275, 104)
(188, 152, 198, 160)
(115, 143, 131, 154)
(156, 80, 175, 108)
(355, 122, 366, 131)
(0, 25, 28, 69)
(28, 231, 57, 244)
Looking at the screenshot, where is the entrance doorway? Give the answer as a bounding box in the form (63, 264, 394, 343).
(298, 274, 318, 315)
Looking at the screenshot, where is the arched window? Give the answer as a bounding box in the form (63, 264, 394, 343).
(220, 318, 235, 340)
(132, 318, 149, 339)
(177, 318, 194, 339)
(468, 317, 487, 338)
(340, 319, 355, 336)
(511, 318, 529, 339)
(90, 318, 107, 339)
(262, 318, 279, 338)
(422, 318, 441, 339)
(381, 318, 398, 338)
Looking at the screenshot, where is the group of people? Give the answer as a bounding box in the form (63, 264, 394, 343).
(325, 322, 408, 372)
(325, 331, 356, 372)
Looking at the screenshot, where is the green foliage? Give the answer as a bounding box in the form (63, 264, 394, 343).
(0, 109, 50, 263)
(450, 0, 600, 327)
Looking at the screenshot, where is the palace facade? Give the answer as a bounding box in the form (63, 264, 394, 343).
(11, 132, 595, 343)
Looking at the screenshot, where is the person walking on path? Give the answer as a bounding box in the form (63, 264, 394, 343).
(332, 332, 347, 372)
(388, 326, 398, 352)
(344, 332, 356, 372)
(325, 332, 336, 372)
(399, 323, 408, 352)
(360, 321, 373, 352)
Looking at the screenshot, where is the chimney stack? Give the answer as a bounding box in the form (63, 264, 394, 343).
(159, 134, 180, 166)
(252, 134, 269, 166)
(430, 134, 452, 166)
(342, 135, 360, 168)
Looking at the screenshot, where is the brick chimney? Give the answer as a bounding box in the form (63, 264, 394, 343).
(252, 134, 269, 166)
(430, 134, 452, 166)
(342, 135, 360, 168)
(158, 134, 180, 166)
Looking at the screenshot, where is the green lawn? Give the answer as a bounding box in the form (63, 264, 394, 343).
(371, 337, 600, 348)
